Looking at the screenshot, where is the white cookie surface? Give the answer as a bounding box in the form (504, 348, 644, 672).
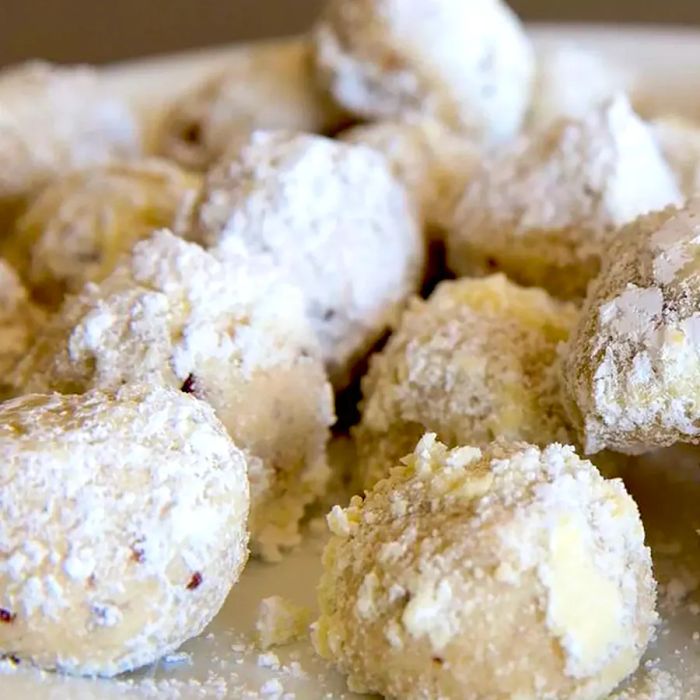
(340, 118, 479, 235)
(192, 130, 424, 388)
(448, 96, 681, 299)
(0, 384, 249, 677)
(0, 62, 140, 228)
(652, 115, 700, 199)
(11, 230, 334, 561)
(314, 435, 657, 700)
(355, 274, 577, 490)
(313, 0, 534, 143)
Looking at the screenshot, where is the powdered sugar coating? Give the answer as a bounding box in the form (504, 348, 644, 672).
(312, 0, 534, 143)
(158, 40, 347, 171)
(192, 130, 424, 387)
(0, 384, 249, 677)
(314, 434, 657, 700)
(340, 118, 480, 235)
(3, 158, 201, 307)
(448, 96, 681, 299)
(562, 198, 700, 454)
(652, 116, 700, 199)
(354, 274, 577, 490)
(0, 258, 44, 398)
(0, 62, 140, 229)
(529, 45, 629, 129)
(11, 230, 334, 560)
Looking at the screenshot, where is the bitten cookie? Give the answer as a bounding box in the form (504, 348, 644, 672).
(448, 96, 680, 299)
(11, 230, 334, 561)
(354, 274, 577, 490)
(191, 130, 424, 388)
(3, 158, 201, 307)
(0, 384, 249, 677)
(314, 435, 657, 700)
(312, 0, 534, 143)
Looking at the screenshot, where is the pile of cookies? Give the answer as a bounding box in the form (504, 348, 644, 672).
(2, 0, 700, 697)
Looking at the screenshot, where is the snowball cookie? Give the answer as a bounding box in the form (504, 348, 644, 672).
(11, 230, 334, 561)
(3, 158, 201, 307)
(652, 116, 700, 199)
(340, 118, 480, 235)
(0, 259, 45, 398)
(528, 45, 630, 129)
(561, 197, 700, 455)
(354, 274, 577, 491)
(0, 62, 140, 231)
(192, 130, 424, 388)
(0, 384, 249, 677)
(312, 0, 535, 143)
(448, 96, 681, 300)
(158, 39, 348, 171)
(313, 434, 657, 700)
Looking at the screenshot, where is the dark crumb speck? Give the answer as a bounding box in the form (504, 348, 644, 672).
(181, 121, 202, 145)
(180, 373, 197, 394)
(0, 654, 20, 665)
(0, 609, 16, 623)
(130, 545, 145, 563)
(485, 257, 499, 270)
(323, 309, 336, 322)
(186, 572, 203, 590)
(432, 656, 444, 666)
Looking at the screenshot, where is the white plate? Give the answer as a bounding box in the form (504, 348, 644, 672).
(4, 23, 700, 700)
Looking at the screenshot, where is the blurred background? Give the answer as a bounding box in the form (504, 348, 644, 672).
(0, 0, 696, 68)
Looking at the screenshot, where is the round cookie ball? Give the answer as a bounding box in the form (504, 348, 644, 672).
(191, 130, 424, 388)
(340, 118, 479, 235)
(0, 62, 140, 231)
(312, 0, 535, 143)
(0, 258, 45, 398)
(11, 229, 334, 561)
(448, 95, 681, 299)
(3, 158, 201, 307)
(355, 274, 577, 490)
(0, 384, 249, 677)
(651, 115, 700, 199)
(158, 39, 348, 171)
(314, 434, 657, 700)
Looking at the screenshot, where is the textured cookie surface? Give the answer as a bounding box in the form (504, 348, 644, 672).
(340, 118, 479, 235)
(562, 198, 700, 454)
(314, 435, 657, 700)
(3, 158, 201, 306)
(0, 384, 249, 677)
(158, 39, 346, 171)
(313, 0, 534, 143)
(0, 62, 140, 228)
(11, 230, 334, 560)
(192, 130, 424, 387)
(448, 96, 680, 299)
(355, 274, 577, 490)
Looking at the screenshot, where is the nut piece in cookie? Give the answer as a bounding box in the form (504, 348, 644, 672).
(448, 96, 680, 299)
(314, 435, 657, 700)
(11, 230, 334, 561)
(192, 130, 424, 388)
(562, 198, 700, 455)
(312, 0, 534, 143)
(0, 384, 249, 677)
